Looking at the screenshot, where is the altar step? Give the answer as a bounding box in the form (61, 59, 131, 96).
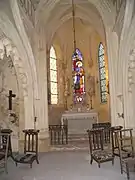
(50, 133, 89, 152)
(50, 140, 89, 152)
(67, 133, 88, 142)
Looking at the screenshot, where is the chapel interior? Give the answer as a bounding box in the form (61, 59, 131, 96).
(0, 0, 135, 180)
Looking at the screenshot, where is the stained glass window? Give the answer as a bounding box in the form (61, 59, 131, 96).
(50, 46, 58, 104)
(72, 48, 85, 103)
(98, 43, 107, 103)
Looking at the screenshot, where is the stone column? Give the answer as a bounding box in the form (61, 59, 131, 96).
(126, 49, 135, 136)
(106, 30, 118, 126)
(117, 0, 135, 132)
(116, 95, 125, 128)
(36, 48, 50, 152)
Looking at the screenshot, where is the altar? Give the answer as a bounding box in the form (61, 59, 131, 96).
(61, 110, 98, 135)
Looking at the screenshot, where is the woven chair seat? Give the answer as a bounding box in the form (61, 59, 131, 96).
(14, 153, 37, 164)
(92, 150, 113, 162)
(0, 153, 5, 161)
(0, 148, 12, 156)
(87, 128, 114, 168)
(122, 157, 135, 163)
(114, 149, 133, 158)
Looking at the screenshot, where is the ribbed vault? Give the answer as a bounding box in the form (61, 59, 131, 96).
(36, 0, 115, 46)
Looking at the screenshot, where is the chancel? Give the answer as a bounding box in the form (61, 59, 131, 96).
(60, 0, 99, 135)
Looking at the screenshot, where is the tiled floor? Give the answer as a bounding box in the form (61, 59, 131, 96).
(0, 151, 135, 180)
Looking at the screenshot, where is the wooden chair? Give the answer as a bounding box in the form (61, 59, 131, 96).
(13, 129, 40, 168)
(0, 132, 10, 173)
(87, 128, 114, 168)
(0, 129, 13, 158)
(92, 122, 111, 144)
(110, 126, 123, 157)
(116, 128, 135, 180)
(49, 124, 68, 145)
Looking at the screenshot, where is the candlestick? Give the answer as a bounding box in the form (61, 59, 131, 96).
(34, 116, 37, 130)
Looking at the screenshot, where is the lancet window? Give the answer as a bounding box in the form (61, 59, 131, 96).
(98, 43, 107, 103)
(72, 48, 85, 103)
(50, 46, 58, 104)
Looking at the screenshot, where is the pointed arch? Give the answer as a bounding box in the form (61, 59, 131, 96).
(98, 42, 107, 103)
(49, 46, 58, 104)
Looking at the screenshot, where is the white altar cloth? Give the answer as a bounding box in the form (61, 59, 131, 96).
(61, 111, 98, 134)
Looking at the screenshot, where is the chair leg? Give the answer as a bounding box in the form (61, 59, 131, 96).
(36, 157, 39, 164)
(5, 163, 8, 174)
(112, 159, 114, 166)
(120, 164, 123, 174)
(98, 163, 100, 168)
(120, 159, 123, 174)
(126, 162, 130, 180)
(15, 162, 18, 166)
(90, 157, 93, 164)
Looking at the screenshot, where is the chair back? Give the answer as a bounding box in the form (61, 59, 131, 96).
(23, 129, 40, 154)
(110, 126, 123, 153)
(0, 129, 12, 156)
(92, 122, 111, 143)
(87, 128, 104, 154)
(0, 132, 10, 172)
(116, 128, 134, 159)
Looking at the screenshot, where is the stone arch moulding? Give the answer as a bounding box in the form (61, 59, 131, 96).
(0, 37, 28, 97)
(10, 0, 39, 100)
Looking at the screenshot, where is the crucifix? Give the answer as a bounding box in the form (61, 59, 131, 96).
(8, 90, 16, 110)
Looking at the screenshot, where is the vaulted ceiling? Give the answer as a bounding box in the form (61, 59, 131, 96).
(35, 0, 115, 48)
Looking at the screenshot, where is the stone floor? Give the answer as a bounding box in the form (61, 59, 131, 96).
(0, 151, 135, 180)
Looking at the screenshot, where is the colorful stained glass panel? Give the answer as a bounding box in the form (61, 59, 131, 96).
(101, 92, 107, 102)
(98, 43, 107, 103)
(72, 48, 85, 104)
(99, 44, 104, 56)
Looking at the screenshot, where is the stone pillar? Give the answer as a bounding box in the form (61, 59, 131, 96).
(116, 95, 125, 128)
(126, 49, 135, 136)
(106, 30, 118, 126)
(23, 94, 34, 129)
(36, 48, 50, 152)
(117, 0, 135, 133)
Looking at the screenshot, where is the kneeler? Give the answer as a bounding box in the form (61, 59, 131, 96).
(13, 129, 40, 168)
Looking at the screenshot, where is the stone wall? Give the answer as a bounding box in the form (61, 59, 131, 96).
(48, 106, 65, 125)
(0, 55, 19, 151)
(49, 23, 110, 122)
